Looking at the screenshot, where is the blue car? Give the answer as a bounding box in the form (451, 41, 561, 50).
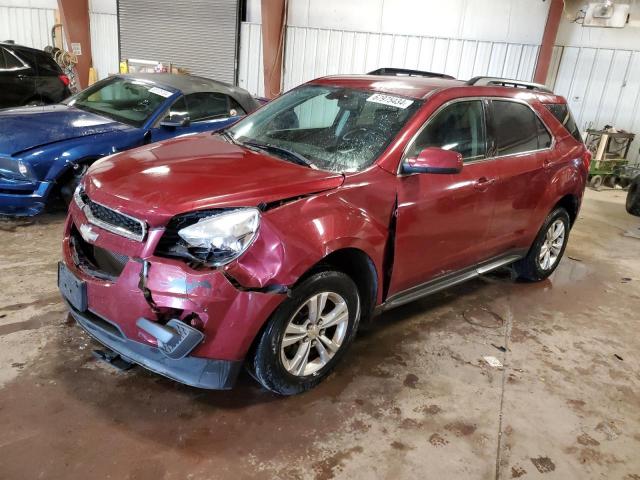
(0, 73, 261, 216)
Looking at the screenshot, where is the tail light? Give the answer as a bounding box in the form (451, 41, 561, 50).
(58, 74, 70, 86)
(581, 150, 592, 171)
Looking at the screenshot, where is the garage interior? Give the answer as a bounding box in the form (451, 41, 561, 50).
(1, 0, 640, 479)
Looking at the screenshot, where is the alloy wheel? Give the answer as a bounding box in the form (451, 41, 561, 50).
(280, 292, 349, 377)
(538, 219, 565, 271)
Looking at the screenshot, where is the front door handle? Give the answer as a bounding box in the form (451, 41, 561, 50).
(474, 177, 496, 191)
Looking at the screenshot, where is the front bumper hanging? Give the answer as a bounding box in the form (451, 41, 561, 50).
(65, 300, 243, 390)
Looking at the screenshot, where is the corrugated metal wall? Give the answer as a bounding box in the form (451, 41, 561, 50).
(118, 0, 239, 84)
(549, 46, 640, 165)
(282, 26, 540, 92)
(0, 6, 56, 49)
(238, 22, 264, 96)
(89, 11, 118, 80)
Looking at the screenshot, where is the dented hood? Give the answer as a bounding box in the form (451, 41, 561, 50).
(0, 104, 129, 155)
(84, 133, 344, 224)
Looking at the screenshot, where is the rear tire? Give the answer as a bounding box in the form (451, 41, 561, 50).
(514, 208, 571, 282)
(626, 177, 640, 217)
(603, 175, 617, 188)
(247, 270, 360, 395)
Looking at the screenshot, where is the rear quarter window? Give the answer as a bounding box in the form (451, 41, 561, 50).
(492, 100, 551, 156)
(544, 103, 583, 143)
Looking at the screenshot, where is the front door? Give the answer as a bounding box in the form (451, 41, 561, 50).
(149, 92, 243, 143)
(389, 99, 498, 295)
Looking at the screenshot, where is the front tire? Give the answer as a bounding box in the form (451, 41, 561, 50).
(514, 208, 571, 282)
(248, 270, 360, 395)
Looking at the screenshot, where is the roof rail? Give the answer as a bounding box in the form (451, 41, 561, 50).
(466, 76, 553, 93)
(368, 67, 456, 80)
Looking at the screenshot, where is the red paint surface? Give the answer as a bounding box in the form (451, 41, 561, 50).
(62, 76, 588, 364)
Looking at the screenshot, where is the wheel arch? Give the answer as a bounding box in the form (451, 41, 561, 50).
(293, 247, 379, 325)
(552, 193, 579, 227)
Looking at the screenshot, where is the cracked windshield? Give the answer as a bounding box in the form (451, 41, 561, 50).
(228, 85, 422, 173)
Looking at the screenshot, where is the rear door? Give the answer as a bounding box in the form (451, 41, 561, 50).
(389, 98, 499, 295)
(0, 47, 32, 107)
(482, 99, 554, 256)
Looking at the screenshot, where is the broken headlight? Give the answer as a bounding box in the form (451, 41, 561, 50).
(157, 208, 260, 267)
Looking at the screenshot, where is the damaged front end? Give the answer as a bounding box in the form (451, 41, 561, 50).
(59, 196, 288, 389)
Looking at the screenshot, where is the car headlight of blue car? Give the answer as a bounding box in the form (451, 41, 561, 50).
(0, 156, 34, 181)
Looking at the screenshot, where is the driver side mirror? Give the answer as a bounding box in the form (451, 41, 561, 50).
(402, 147, 463, 174)
(160, 116, 191, 129)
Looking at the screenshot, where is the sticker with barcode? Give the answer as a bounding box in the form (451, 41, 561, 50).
(149, 86, 173, 98)
(366, 93, 414, 109)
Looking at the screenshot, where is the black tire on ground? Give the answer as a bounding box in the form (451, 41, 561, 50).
(247, 270, 360, 395)
(59, 164, 89, 206)
(514, 207, 571, 282)
(589, 175, 603, 189)
(603, 175, 617, 188)
(619, 177, 631, 189)
(626, 177, 640, 217)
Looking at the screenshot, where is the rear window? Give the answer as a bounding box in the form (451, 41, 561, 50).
(492, 100, 552, 156)
(34, 52, 63, 74)
(544, 103, 583, 143)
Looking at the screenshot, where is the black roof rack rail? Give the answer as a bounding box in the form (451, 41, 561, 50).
(466, 76, 553, 93)
(368, 67, 456, 80)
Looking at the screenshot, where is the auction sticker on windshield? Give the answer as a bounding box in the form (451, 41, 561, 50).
(149, 87, 173, 98)
(366, 93, 414, 109)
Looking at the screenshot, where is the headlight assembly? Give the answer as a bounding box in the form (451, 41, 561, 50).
(157, 208, 260, 267)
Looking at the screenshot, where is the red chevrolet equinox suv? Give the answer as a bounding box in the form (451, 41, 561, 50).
(59, 69, 590, 395)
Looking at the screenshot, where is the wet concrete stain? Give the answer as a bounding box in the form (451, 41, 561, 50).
(577, 432, 600, 446)
(511, 465, 527, 478)
(429, 433, 448, 447)
(312, 446, 363, 480)
(444, 421, 477, 437)
(402, 373, 419, 389)
(530, 456, 556, 473)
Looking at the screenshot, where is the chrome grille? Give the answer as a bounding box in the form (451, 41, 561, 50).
(75, 187, 146, 242)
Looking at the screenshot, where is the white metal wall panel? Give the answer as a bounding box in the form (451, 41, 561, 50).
(89, 12, 118, 80)
(238, 22, 264, 97)
(0, 6, 56, 49)
(552, 46, 640, 164)
(118, 0, 239, 84)
(282, 26, 540, 93)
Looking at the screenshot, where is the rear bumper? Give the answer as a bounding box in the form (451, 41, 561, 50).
(66, 299, 243, 389)
(0, 180, 53, 216)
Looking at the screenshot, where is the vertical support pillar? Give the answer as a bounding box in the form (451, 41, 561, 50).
(261, 0, 286, 98)
(57, 0, 93, 89)
(533, 0, 564, 84)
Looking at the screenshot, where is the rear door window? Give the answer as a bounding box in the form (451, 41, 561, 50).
(0, 48, 23, 70)
(492, 100, 551, 156)
(544, 103, 583, 143)
(407, 100, 487, 162)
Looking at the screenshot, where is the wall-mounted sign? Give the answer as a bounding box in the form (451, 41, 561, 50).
(71, 43, 82, 56)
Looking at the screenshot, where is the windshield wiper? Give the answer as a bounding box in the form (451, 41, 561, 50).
(217, 130, 238, 144)
(242, 141, 314, 168)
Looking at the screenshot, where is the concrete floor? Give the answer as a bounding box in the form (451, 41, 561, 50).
(0, 189, 639, 480)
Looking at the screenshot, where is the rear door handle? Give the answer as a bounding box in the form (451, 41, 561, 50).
(474, 177, 496, 191)
(543, 158, 552, 169)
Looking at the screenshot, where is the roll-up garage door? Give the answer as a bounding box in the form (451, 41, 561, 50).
(118, 0, 239, 84)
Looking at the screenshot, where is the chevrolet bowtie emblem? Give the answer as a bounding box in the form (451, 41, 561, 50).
(79, 223, 99, 243)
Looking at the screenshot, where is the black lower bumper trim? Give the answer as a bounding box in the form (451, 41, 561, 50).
(64, 300, 242, 390)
